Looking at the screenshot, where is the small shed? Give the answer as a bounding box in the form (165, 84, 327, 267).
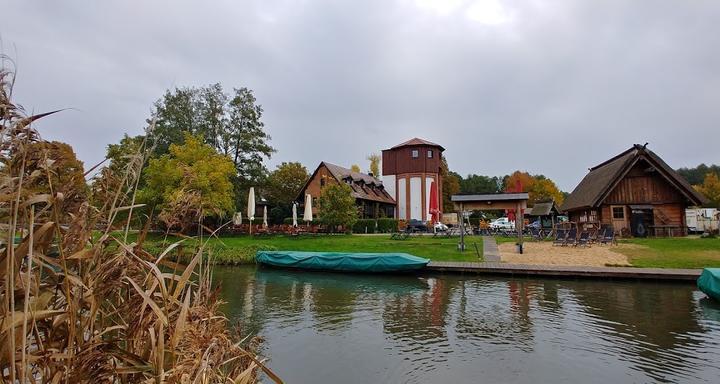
(527, 200, 560, 229)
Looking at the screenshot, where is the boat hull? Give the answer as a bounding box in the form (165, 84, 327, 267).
(698, 268, 720, 302)
(256, 251, 430, 273)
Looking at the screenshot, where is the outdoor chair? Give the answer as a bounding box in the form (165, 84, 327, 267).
(552, 229, 567, 246)
(562, 228, 577, 246)
(599, 227, 616, 246)
(575, 231, 591, 247)
(531, 228, 542, 241)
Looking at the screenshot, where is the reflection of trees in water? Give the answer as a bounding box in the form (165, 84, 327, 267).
(569, 281, 709, 382)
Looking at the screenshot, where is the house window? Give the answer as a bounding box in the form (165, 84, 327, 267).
(411, 149, 419, 158)
(612, 206, 625, 220)
(320, 177, 326, 187)
(427, 149, 433, 158)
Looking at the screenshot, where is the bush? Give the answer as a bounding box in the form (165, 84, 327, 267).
(352, 219, 377, 234)
(283, 217, 294, 225)
(146, 241, 277, 265)
(376, 218, 399, 233)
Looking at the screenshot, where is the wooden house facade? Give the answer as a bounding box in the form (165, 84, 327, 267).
(296, 162, 396, 219)
(561, 144, 707, 237)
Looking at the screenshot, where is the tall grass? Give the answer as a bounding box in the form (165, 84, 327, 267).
(0, 60, 280, 383)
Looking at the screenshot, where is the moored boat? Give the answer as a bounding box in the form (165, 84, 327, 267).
(256, 251, 430, 272)
(698, 268, 720, 302)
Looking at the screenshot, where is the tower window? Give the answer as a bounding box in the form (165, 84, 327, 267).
(411, 149, 419, 158)
(427, 149, 433, 158)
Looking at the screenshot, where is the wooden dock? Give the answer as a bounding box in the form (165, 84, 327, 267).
(425, 261, 701, 281)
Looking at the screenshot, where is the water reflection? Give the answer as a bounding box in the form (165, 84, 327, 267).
(214, 267, 720, 384)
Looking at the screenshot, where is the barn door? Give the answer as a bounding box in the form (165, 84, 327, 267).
(611, 205, 627, 234)
(630, 208, 654, 237)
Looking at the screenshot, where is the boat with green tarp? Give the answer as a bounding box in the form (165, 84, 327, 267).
(698, 268, 720, 302)
(256, 251, 430, 273)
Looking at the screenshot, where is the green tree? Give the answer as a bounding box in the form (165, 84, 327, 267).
(140, 133, 236, 233)
(695, 172, 720, 207)
(317, 183, 358, 231)
(677, 164, 720, 186)
(350, 164, 361, 173)
(367, 153, 381, 177)
(148, 84, 274, 197)
(265, 162, 309, 205)
(440, 156, 460, 211)
(264, 162, 309, 223)
(90, 134, 152, 228)
(459, 174, 502, 194)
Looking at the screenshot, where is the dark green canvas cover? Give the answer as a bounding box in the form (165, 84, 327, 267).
(698, 268, 720, 302)
(256, 251, 429, 272)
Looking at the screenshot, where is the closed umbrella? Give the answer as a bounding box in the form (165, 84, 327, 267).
(303, 194, 313, 223)
(263, 205, 268, 228)
(429, 180, 439, 225)
(247, 187, 256, 234)
(292, 203, 298, 227)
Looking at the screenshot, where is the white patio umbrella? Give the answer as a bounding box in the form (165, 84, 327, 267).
(263, 205, 268, 228)
(247, 187, 256, 234)
(292, 202, 298, 227)
(303, 194, 313, 223)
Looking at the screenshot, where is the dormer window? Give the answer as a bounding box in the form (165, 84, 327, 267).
(427, 149, 433, 158)
(411, 149, 419, 158)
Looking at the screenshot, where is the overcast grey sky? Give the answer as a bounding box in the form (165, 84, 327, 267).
(3, 0, 719, 190)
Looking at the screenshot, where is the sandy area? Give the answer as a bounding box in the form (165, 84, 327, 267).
(498, 241, 634, 267)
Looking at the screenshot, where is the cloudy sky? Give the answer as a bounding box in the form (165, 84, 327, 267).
(3, 0, 719, 190)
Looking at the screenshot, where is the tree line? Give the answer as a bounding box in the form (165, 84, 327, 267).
(69, 82, 720, 233)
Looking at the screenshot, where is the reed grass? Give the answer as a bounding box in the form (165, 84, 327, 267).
(0, 60, 280, 383)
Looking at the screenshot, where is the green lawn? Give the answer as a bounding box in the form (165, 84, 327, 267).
(221, 234, 482, 262)
(146, 233, 482, 263)
(614, 237, 720, 269)
(142, 232, 720, 269)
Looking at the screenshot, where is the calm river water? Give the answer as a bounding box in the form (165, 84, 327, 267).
(214, 266, 720, 384)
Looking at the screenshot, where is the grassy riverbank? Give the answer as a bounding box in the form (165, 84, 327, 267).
(616, 237, 720, 269)
(144, 233, 720, 269)
(146, 234, 482, 264)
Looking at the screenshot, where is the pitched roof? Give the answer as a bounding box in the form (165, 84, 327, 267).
(529, 201, 559, 216)
(560, 144, 708, 212)
(389, 137, 445, 151)
(322, 162, 396, 204)
(297, 162, 396, 205)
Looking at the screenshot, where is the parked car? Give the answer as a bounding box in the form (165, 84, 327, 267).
(489, 217, 515, 230)
(406, 219, 428, 233)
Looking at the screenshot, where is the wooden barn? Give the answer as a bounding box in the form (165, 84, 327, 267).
(561, 144, 707, 237)
(296, 162, 396, 219)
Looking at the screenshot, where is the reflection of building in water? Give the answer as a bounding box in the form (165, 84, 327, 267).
(382, 277, 456, 342)
(570, 282, 706, 382)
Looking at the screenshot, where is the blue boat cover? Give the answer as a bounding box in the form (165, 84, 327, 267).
(698, 268, 720, 302)
(256, 251, 429, 272)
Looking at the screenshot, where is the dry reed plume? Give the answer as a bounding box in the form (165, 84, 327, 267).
(0, 59, 281, 383)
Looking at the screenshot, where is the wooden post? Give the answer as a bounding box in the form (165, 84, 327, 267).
(516, 201, 523, 253)
(460, 202, 465, 252)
